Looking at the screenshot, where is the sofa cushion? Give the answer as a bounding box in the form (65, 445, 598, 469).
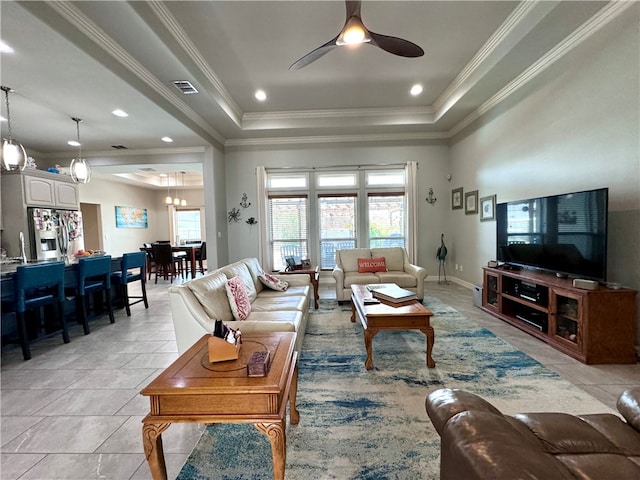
(225, 276, 251, 321)
(344, 272, 379, 287)
(186, 272, 234, 322)
(338, 248, 372, 272)
(371, 248, 404, 271)
(219, 262, 258, 302)
(242, 257, 266, 294)
(257, 285, 310, 298)
(376, 271, 417, 288)
(358, 257, 387, 273)
(252, 295, 308, 312)
(258, 271, 289, 291)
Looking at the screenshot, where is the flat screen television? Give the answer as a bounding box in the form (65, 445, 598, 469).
(496, 188, 608, 282)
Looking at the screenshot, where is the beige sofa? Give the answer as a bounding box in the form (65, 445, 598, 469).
(332, 247, 427, 302)
(168, 257, 311, 354)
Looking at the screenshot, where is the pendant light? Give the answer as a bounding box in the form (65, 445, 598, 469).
(1, 86, 27, 171)
(70, 117, 91, 183)
(180, 171, 187, 206)
(173, 172, 180, 206)
(164, 173, 173, 204)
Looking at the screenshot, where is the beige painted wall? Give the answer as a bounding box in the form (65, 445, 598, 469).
(448, 9, 639, 341)
(77, 178, 206, 257)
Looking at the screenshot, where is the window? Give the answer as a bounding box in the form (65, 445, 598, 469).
(368, 193, 405, 248)
(268, 173, 308, 190)
(268, 195, 308, 270)
(318, 194, 357, 269)
(175, 209, 202, 243)
(316, 172, 357, 188)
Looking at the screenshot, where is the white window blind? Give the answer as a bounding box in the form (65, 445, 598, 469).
(368, 193, 405, 248)
(268, 195, 308, 270)
(318, 194, 357, 269)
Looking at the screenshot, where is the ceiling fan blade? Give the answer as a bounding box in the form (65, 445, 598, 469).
(369, 31, 424, 58)
(289, 35, 339, 71)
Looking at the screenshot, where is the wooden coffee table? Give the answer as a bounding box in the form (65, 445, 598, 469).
(351, 284, 436, 370)
(140, 332, 299, 480)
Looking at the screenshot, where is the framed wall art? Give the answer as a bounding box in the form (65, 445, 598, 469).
(465, 190, 479, 215)
(480, 194, 497, 221)
(451, 187, 463, 210)
(115, 206, 148, 228)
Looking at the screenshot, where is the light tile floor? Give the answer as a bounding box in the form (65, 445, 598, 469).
(2, 277, 638, 479)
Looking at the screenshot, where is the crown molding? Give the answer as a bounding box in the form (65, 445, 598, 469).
(39, 146, 206, 161)
(42, 1, 226, 147)
(146, 1, 244, 127)
(225, 131, 447, 148)
(448, 0, 634, 138)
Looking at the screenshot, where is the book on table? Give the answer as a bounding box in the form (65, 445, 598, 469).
(371, 284, 417, 303)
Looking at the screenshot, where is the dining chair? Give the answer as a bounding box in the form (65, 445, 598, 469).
(74, 255, 114, 334)
(195, 241, 207, 274)
(11, 261, 70, 360)
(141, 245, 157, 280)
(151, 243, 183, 283)
(111, 252, 149, 316)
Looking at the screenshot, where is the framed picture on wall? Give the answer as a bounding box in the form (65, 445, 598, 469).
(115, 206, 148, 228)
(451, 187, 463, 210)
(479, 194, 496, 221)
(465, 190, 479, 215)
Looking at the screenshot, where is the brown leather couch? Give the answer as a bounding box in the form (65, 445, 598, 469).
(426, 387, 640, 479)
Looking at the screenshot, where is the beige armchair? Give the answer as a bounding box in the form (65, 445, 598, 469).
(332, 247, 427, 302)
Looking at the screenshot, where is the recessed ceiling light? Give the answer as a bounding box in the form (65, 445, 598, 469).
(161, 137, 173, 143)
(0, 41, 14, 53)
(112, 109, 128, 117)
(254, 89, 267, 102)
(410, 84, 423, 96)
(159, 173, 168, 177)
(68, 140, 80, 147)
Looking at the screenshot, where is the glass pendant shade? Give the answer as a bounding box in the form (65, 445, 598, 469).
(180, 198, 187, 206)
(70, 158, 91, 183)
(1, 86, 27, 171)
(70, 117, 91, 183)
(2, 138, 27, 171)
(173, 196, 180, 206)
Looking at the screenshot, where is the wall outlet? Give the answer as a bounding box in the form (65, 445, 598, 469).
(455, 264, 459, 270)
(459, 265, 463, 272)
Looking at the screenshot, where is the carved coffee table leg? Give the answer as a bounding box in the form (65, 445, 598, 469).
(289, 365, 300, 424)
(255, 421, 286, 480)
(421, 326, 436, 368)
(142, 422, 171, 480)
(364, 328, 378, 370)
(350, 298, 356, 322)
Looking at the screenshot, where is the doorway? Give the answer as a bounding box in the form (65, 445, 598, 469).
(80, 203, 103, 251)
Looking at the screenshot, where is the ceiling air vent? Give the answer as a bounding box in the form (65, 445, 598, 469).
(111, 145, 128, 150)
(172, 80, 198, 95)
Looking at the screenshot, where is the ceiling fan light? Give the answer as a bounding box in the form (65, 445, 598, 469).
(337, 17, 370, 46)
(2, 138, 27, 171)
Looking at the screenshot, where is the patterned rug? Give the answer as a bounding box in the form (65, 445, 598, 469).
(177, 295, 610, 480)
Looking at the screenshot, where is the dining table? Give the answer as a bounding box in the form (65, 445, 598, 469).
(142, 243, 202, 279)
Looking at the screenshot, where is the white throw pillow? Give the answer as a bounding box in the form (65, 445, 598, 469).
(258, 272, 289, 291)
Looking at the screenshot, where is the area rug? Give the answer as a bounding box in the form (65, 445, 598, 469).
(177, 295, 611, 480)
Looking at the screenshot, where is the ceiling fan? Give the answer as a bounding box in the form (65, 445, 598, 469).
(289, 0, 424, 70)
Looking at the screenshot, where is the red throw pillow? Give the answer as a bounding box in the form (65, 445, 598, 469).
(357, 257, 387, 273)
(225, 276, 251, 320)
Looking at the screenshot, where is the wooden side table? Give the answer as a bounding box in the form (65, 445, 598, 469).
(140, 332, 299, 480)
(279, 265, 319, 309)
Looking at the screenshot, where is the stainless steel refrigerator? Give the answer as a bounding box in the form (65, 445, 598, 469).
(28, 208, 85, 260)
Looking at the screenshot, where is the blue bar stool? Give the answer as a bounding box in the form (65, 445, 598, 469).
(111, 252, 148, 316)
(75, 255, 114, 334)
(13, 261, 70, 360)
